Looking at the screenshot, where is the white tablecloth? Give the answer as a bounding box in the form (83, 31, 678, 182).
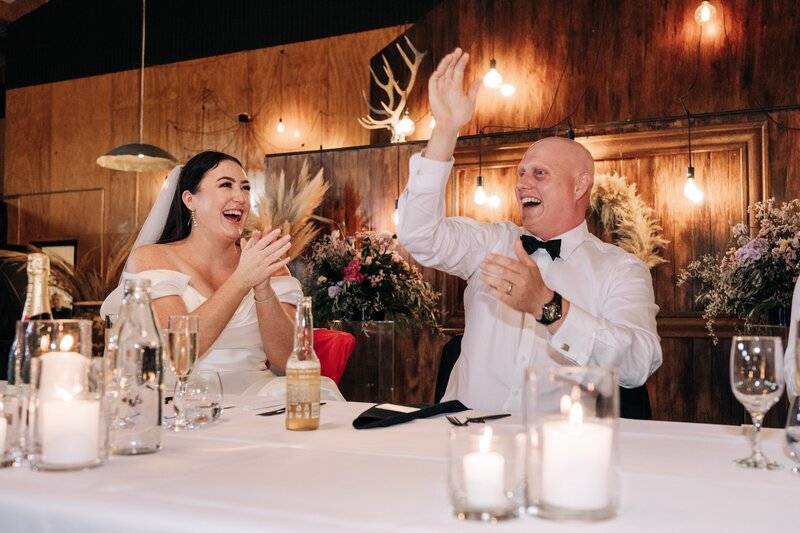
(0, 397, 796, 532)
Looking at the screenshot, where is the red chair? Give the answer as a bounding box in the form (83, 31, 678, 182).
(313, 328, 355, 385)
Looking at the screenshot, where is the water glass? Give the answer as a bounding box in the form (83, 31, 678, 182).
(173, 370, 223, 429)
(730, 336, 784, 469)
(525, 367, 619, 521)
(448, 425, 526, 522)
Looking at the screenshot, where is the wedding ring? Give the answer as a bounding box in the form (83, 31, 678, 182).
(505, 281, 514, 295)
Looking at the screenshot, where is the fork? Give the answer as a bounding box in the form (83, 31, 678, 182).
(446, 414, 511, 426)
(445, 415, 468, 426)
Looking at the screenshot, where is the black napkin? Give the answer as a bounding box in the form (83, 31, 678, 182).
(353, 400, 469, 429)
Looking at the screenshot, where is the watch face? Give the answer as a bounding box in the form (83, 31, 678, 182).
(543, 302, 560, 322)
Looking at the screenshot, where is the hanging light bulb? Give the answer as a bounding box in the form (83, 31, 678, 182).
(395, 109, 416, 138)
(428, 115, 436, 129)
(483, 58, 503, 89)
(500, 83, 515, 97)
(392, 198, 399, 226)
(276, 118, 285, 133)
(683, 166, 704, 203)
(474, 175, 487, 205)
(694, 1, 716, 25)
(293, 130, 300, 138)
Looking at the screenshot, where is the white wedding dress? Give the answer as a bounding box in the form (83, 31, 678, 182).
(101, 269, 344, 400)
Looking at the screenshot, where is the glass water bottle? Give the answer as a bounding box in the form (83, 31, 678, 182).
(106, 279, 163, 454)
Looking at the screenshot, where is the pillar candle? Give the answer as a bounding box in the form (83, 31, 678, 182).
(462, 428, 506, 508)
(39, 351, 87, 402)
(0, 417, 7, 455)
(40, 399, 100, 465)
(541, 411, 613, 510)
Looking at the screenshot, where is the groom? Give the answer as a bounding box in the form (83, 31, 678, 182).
(397, 48, 662, 413)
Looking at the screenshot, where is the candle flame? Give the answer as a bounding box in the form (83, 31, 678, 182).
(60, 334, 74, 351)
(39, 334, 51, 351)
(559, 394, 572, 414)
(55, 387, 73, 402)
(569, 402, 584, 425)
(479, 426, 493, 453)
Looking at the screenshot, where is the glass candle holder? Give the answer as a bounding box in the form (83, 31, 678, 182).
(525, 367, 619, 521)
(448, 425, 525, 522)
(18, 320, 107, 471)
(0, 392, 14, 467)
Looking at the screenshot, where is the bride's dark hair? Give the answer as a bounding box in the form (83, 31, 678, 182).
(157, 151, 243, 244)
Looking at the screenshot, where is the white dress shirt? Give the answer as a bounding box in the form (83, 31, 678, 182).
(397, 153, 662, 412)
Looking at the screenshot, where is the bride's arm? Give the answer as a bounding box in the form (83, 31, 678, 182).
(129, 233, 291, 356)
(251, 268, 296, 373)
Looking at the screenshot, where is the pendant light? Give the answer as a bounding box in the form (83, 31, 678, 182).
(276, 50, 286, 133)
(695, 1, 717, 26)
(97, 0, 177, 172)
(482, 0, 503, 90)
(474, 133, 487, 205)
(682, 110, 704, 204)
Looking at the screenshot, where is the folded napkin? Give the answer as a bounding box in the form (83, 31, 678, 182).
(353, 400, 469, 429)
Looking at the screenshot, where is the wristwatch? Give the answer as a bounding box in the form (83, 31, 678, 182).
(536, 291, 563, 325)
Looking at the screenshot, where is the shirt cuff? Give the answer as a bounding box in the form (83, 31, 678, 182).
(549, 302, 597, 366)
(407, 152, 455, 193)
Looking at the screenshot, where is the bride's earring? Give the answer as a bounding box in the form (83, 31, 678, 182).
(188, 210, 198, 227)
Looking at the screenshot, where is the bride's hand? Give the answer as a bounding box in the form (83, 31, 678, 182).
(234, 228, 292, 290)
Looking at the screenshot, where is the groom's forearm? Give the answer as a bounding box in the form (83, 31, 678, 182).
(424, 126, 460, 162)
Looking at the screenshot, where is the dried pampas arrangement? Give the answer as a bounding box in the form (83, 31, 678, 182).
(590, 173, 668, 269)
(248, 160, 334, 259)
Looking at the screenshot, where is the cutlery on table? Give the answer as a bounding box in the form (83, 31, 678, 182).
(445, 413, 511, 426)
(257, 402, 327, 416)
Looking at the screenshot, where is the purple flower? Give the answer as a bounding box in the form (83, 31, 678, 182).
(327, 282, 343, 299)
(734, 238, 768, 265)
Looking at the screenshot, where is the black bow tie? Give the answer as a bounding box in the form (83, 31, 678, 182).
(520, 235, 561, 260)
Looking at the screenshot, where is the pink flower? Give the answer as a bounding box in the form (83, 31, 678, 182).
(343, 258, 367, 282)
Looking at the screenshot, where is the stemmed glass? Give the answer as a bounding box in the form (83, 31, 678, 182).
(729, 335, 785, 469)
(166, 315, 199, 430)
(785, 395, 800, 474)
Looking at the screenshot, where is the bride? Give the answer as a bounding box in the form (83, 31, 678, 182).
(101, 151, 343, 399)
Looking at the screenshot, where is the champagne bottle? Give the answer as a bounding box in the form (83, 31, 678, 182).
(6, 253, 53, 387)
(5, 253, 53, 463)
(286, 296, 321, 431)
(106, 278, 163, 454)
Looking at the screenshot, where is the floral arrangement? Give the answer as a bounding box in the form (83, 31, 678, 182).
(308, 230, 440, 330)
(678, 198, 800, 338)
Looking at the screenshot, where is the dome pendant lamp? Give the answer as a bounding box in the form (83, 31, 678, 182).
(97, 0, 177, 172)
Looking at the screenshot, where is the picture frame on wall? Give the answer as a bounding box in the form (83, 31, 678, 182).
(31, 239, 78, 267)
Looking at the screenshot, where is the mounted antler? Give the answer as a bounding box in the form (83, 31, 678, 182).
(358, 36, 427, 142)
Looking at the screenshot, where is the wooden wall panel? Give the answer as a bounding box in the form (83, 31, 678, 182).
(3, 26, 403, 266)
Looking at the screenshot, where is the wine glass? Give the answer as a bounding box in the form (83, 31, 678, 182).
(166, 315, 199, 430)
(729, 335, 785, 469)
(173, 371, 223, 429)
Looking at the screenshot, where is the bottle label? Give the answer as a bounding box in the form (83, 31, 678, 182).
(286, 367, 320, 420)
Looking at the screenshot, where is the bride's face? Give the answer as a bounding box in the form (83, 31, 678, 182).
(185, 160, 250, 241)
